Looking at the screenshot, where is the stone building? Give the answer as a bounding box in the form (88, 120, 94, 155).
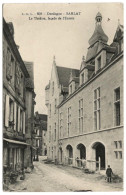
(24, 61, 36, 168)
(33, 112, 47, 158)
(3, 18, 35, 180)
(45, 13, 123, 177)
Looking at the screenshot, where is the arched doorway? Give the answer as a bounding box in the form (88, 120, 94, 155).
(66, 145, 73, 165)
(77, 143, 86, 159)
(59, 147, 63, 163)
(92, 142, 105, 170)
(66, 145, 73, 158)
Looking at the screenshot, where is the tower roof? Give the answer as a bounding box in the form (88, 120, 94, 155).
(88, 12, 108, 46)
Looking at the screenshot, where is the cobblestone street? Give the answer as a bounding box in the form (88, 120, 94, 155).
(7, 157, 123, 192)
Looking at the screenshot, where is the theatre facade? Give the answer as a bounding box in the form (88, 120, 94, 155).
(45, 13, 123, 177)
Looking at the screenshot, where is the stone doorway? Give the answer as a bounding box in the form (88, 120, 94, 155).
(92, 142, 105, 170)
(77, 143, 86, 159)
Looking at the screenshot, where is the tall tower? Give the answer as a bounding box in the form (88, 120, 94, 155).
(86, 12, 108, 63)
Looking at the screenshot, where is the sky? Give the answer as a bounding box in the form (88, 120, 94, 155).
(3, 3, 123, 114)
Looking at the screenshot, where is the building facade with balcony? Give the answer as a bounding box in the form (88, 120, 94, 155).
(3, 18, 35, 180)
(45, 13, 123, 177)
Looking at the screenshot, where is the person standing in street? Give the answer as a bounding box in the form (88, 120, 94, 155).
(106, 165, 113, 183)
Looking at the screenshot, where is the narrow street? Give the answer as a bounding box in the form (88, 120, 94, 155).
(8, 157, 123, 192)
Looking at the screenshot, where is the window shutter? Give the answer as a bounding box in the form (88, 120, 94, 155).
(18, 107, 20, 132)
(23, 111, 25, 134)
(14, 102, 17, 131)
(5, 95, 9, 127)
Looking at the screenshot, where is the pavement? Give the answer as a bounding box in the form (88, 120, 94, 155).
(6, 156, 123, 192)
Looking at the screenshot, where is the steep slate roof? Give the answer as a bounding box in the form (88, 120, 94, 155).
(38, 114, 47, 121)
(24, 61, 34, 89)
(89, 24, 108, 46)
(3, 18, 29, 78)
(88, 12, 108, 46)
(56, 66, 79, 88)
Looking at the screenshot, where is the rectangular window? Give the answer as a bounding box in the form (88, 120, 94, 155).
(6, 48, 12, 81)
(16, 105, 18, 131)
(97, 56, 101, 70)
(9, 98, 14, 123)
(114, 87, 120, 126)
(94, 87, 101, 130)
(38, 140, 40, 147)
(52, 82, 54, 96)
(54, 123, 56, 141)
(70, 85, 72, 94)
(79, 99, 83, 133)
(118, 141, 122, 148)
(20, 109, 23, 132)
(114, 151, 118, 159)
(49, 104, 51, 118)
(114, 140, 123, 159)
(37, 130, 39, 136)
(119, 151, 122, 159)
(67, 107, 71, 136)
(81, 73, 84, 84)
(49, 126, 51, 142)
(60, 112, 63, 138)
(54, 99, 57, 114)
(114, 141, 118, 149)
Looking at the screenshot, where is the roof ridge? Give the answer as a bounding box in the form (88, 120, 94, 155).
(56, 65, 79, 71)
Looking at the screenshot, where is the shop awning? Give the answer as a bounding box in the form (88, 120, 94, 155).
(3, 138, 30, 146)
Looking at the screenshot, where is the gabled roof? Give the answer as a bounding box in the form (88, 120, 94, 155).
(24, 61, 34, 89)
(56, 66, 79, 88)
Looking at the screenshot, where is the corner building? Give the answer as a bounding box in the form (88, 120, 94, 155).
(45, 13, 123, 177)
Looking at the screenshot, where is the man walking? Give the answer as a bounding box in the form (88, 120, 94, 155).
(106, 165, 113, 183)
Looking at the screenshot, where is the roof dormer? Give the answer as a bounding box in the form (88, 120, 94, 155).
(69, 69, 79, 95)
(79, 56, 88, 85)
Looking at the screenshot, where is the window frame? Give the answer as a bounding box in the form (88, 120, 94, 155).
(94, 87, 101, 131)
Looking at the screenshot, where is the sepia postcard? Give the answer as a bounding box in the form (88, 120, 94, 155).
(2, 2, 124, 192)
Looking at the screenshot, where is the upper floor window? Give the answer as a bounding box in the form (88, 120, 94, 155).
(114, 140, 122, 159)
(94, 87, 101, 130)
(67, 107, 71, 136)
(54, 99, 57, 114)
(114, 87, 120, 126)
(97, 56, 101, 71)
(9, 98, 14, 123)
(52, 81, 54, 96)
(49, 126, 51, 142)
(20, 109, 23, 132)
(81, 72, 84, 84)
(60, 112, 63, 138)
(70, 84, 72, 94)
(118, 38, 123, 53)
(37, 129, 39, 136)
(6, 48, 13, 81)
(49, 104, 51, 118)
(36, 139, 39, 147)
(54, 123, 56, 141)
(79, 99, 83, 133)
